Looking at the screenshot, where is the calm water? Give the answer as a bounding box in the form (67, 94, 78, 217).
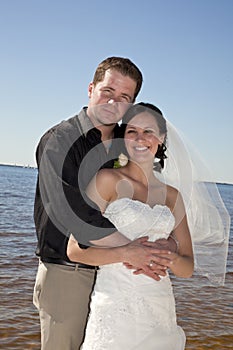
(0, 165, 232, 349)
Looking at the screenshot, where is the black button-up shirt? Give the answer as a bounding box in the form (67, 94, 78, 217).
(34, 107, 122, 262)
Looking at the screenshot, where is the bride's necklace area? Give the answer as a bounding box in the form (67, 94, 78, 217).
(122, 163, 165, 205)
(126, 161, 154, 184)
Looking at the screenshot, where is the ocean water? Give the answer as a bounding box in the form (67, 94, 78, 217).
(0, 165, 37, 233)
(0, 164, 232, 349)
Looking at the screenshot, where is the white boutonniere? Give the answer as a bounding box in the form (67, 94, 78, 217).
(113, 153, 128, 168)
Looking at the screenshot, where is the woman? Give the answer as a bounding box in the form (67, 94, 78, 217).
(68, 103, 194, 349)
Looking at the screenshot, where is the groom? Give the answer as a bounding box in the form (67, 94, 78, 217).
(33, 56, 177, 350)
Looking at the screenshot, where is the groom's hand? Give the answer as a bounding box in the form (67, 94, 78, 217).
(124, 261, 168, 281)
(142, 236, 177, 253)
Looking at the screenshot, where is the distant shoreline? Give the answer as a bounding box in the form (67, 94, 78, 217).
(0, 163, 232, 186)
(0, 163, 37, 170)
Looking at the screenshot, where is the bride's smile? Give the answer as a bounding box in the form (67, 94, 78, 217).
(125, 112, 165, 163)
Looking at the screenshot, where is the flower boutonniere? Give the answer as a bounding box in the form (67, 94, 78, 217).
(113, 153, 128, 168)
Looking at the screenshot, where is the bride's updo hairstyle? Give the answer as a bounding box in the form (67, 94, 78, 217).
(120, 102, 167, 172)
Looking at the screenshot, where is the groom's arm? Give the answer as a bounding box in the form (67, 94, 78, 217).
(67, 234, 172, 281)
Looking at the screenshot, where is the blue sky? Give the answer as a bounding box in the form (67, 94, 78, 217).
(0, 0, 232, 183)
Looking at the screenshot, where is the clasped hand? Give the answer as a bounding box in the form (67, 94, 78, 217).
(123, 236, 177, 281)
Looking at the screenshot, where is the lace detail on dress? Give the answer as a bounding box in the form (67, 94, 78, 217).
(104, 198, 175, 241)
(82, 281, 178, 350)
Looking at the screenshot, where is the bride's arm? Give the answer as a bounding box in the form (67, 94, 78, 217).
(146, 187, 194, 278)
(168, 212, 194, 278)
(165, 188, 194, 278)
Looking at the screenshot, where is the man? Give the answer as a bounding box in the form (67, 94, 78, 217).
(33, 57, 177, 350)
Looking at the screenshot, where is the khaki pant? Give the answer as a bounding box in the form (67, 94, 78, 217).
(33, 260, 96, 350)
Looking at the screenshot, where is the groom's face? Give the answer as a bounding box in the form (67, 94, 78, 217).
(87, 69, 136, 127)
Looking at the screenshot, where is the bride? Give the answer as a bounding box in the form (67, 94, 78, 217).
(67, 102, 194, 349)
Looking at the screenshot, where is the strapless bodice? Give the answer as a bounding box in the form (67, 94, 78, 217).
(104, 197, 175, 241)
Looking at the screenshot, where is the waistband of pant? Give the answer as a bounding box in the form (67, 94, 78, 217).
(40, 257, 98, 270)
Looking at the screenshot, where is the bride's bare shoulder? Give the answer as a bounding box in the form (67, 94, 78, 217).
(96, 168, 122, 183)
(165, 184, 185, 211)
(166, 184, 179, 196)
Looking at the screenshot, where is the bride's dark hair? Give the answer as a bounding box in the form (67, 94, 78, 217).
(120, 102, 167, 172)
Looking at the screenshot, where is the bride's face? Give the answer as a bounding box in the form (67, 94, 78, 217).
(124, 112, 165, 164)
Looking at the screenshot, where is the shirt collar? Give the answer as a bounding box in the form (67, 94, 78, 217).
(77, 107, 95, 136)
(77, 107, 121, 139)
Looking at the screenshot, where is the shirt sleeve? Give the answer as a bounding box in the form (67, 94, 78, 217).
(36, 121, 116, 246)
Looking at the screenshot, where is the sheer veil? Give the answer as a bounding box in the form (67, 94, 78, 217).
(156, 120, 230, 286)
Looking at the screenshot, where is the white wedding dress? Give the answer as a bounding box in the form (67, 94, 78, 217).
(81, 198, 186, 350)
